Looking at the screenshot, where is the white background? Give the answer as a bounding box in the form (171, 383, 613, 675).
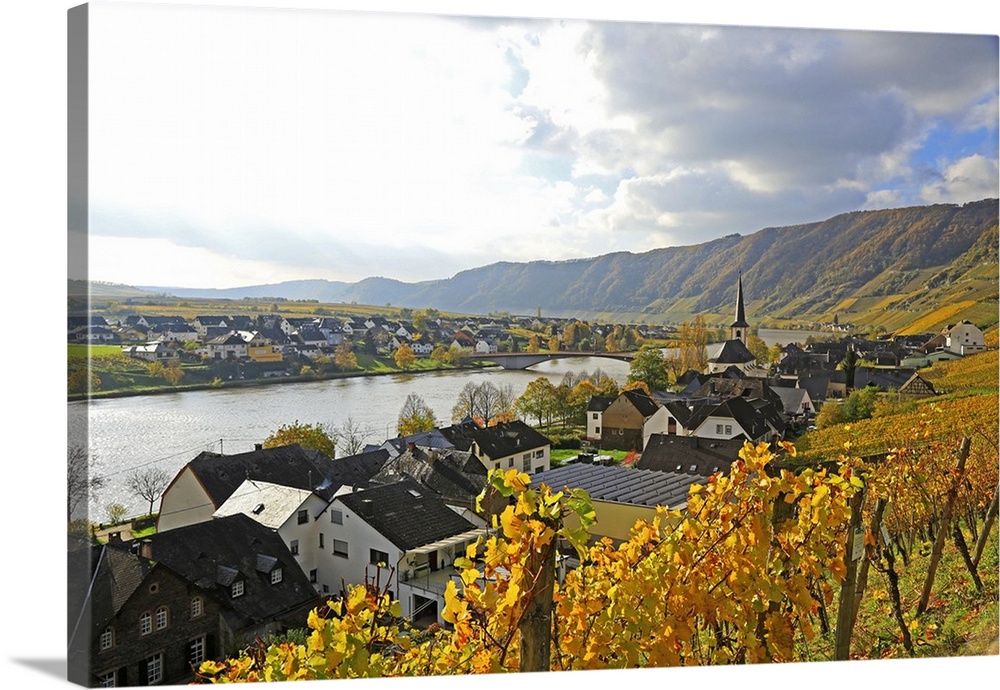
(2, 2, 997, 689)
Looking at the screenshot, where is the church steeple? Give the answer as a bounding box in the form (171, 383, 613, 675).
(730, 271, 749, 345)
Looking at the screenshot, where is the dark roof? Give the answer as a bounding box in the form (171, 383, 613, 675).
(686, 396, 775, 440)
(532, 463, 704, 509)
(709, 339, 756, 364)
(853, 367, 919, 391)
(338, 481, 479, 551)
(731, 272, 749, 329)
(587, 395, 615, 413)
(638, 435, 744, 476)
(620, 389, 662, 418)
(70, 541, 156, 636)
(181, 444, 386, 508)
(146, 513, 317, 627)
(370, 447, 487, 505)
(468, 420, 552, 459)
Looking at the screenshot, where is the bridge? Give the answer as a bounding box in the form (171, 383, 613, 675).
(468, 350, 637, 370)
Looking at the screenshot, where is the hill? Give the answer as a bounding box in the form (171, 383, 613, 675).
(135, 199, 997, 329)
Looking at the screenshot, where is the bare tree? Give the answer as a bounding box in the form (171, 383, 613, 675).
(451, 381, 517, 424)
(331, 417, 374, 457)
(68, 445, 105, 522)
(126, 467, 171, 517)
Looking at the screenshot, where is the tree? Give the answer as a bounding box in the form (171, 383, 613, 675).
(515, 377, 558, 427)
(626, 344, 670, 391)
(393, 343, 417, 369)
(68, 369, 101, 395)
(397, 393, 437, 436)
(68, 444, 105, 522)
(430, 344, 451, 364)
(452, 381, 516, 425)
(746, 333, 770, 365)
(679, 316, 708, 372)
(263, 420, 337, 457)
(105, 502, 128, 526)
(335, 340, 358, 371)
(163, 360, 185, 386)
(839, 348, 860, 390)
(527, 334, 540, 353)
(841, 385, 879, 422)
(331, 418, 374, 457)
(126, 467, 171, 517)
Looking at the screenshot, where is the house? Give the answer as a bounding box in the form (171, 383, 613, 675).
(202, 331, 249, 360)
(465, 420, 552, 474)
(72, 515, 318, 688)
(369, 444, 490, 516)
(212, 480, 334, 594)
(592, 389, 664, 451)
(193, 315, 231, 337)
(121, 341, 178, 362)
(944, 321, 986, 355)
(683, 396, 784, 443)
(70, 540, 226, 688)
(585, 396, 615, 441)
(326, 481, 487, 626)
(706, 272, 759, 375)
(531, 463, 706, 544)
(156, 444, 389, 533)
(69, 324, 120, 344)
(771, 386, 815, 418)
(637, 435, 744, 477)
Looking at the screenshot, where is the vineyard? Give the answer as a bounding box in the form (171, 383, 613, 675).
(199, 383, 998, 680)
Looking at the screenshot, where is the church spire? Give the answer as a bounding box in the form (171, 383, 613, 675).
(730, 271, 749, 344)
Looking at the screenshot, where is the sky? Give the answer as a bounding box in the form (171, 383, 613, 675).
(78, 1, 1000, 290)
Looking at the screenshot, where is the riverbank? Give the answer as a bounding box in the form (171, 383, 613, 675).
(68, 359, 498, 402)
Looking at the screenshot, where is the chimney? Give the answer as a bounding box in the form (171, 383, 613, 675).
(139, 539, 154, 560)
(408, 441, 416, 454)
(428, 450, 438, 464)
(359, 499, 374, 519)
(254, 443, 263, 451)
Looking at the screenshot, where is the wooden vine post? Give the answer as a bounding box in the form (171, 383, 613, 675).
(917, 437, 971, 615)
(972, 485, 998, 569)
(834, 486, 866, 661)
(518, 538, 556, 672)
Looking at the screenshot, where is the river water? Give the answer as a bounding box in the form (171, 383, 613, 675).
(70, 329, 821, 519)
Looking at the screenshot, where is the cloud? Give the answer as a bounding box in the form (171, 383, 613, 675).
(920, 154, 1000, 203)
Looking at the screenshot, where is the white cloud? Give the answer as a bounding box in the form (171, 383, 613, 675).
(920, 155, 1000, 203)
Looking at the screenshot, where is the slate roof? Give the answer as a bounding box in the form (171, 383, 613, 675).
(709, 338, 756, 364)
(70, 541, 156, 636)
(370, 447, 487, 505)
(338, 481, 481, 551)
(146, 513, 317, 626)
(531, 463, 704, 509)
(468, 420, 552, 459)
(772, 386, 811, 415)
(620, 389, 662, 418)
(853, 367, 919, 391)
(637, 435, 744, 476)
(587, 395, 615, 413)
(179, 444, 387, 509)
(686, 396, 775, 440)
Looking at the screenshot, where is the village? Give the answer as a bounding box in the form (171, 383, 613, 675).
(69, 276, 992, 687)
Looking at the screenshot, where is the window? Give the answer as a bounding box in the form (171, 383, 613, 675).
(319, 533, 324, 549)
(330, 510, 343, 525)
(333, 539, 349, 557)
(309, 569, 317, 583)
(507, 458, 514, 468)
(290, 539, 299, 555)
(99, 627, 114, 651)
(190, 636, 206, 667)
(98, 670, 117, 687)
(231, 580, 245, 598)
(370, 549, 389, 566)
(595, 427, 600, 434)
(155, 606, 169, 630)
(146, 652, 163, 685)
(715, 424, 724, 434)
(522, 456, 531, 471)
(140, 612, 152, 636)
(270, 568, 283, 585)
(724, 424, 732, 435)
(534, 449, 544, 458)
(592, 413, 598, 419)
(297, 509, 309, 524)
(191, 596, 203, 619)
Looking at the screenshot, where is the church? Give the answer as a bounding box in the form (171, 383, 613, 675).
(705, 272, 761, 375)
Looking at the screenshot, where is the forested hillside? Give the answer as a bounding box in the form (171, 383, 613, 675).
(138, 199, 998, 331)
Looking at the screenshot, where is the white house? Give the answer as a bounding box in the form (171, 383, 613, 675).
(945, 321, 986, 355)
(323, 481, 486, 626)
(212, 480, 335, 595)
(466, 420, 552, 475)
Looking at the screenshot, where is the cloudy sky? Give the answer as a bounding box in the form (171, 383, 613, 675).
(81, 1, 999, 289)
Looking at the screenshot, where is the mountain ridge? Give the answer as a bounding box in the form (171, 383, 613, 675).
(131, 199, 998, 330)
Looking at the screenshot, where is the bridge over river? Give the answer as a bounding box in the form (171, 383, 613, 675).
(468, 350, 637, 370)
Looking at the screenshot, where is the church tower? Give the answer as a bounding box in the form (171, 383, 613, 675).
(730, 271, 749, 345)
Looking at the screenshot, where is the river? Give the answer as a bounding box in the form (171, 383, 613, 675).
(70, 329, 822, 519)
(70, 357, 633, 518)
